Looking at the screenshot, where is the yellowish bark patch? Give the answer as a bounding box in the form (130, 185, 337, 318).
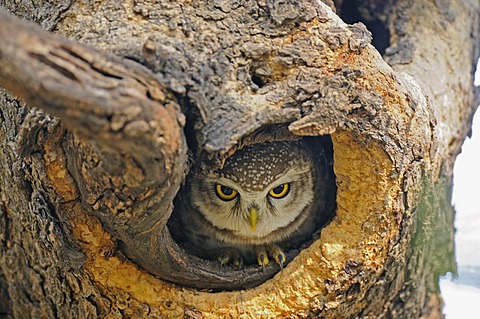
(67, 130, 402, 318)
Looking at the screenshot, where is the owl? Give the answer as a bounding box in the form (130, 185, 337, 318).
(177, 139, 333, 269)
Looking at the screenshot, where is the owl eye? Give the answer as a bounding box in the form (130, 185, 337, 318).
(268, 183, 290, 199)
(215, 183, 238, 201)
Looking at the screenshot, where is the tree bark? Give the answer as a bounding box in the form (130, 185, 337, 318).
(0, 0, 479, 318)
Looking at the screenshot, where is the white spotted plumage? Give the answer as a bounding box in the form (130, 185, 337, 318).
(178, 140, 328, 267)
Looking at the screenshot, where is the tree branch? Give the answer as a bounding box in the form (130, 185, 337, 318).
(0, 9, 185, 180)
(0, 8, 293, 289)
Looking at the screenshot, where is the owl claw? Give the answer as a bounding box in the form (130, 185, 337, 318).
(268, 244, 286, 269)
(218, 254, 230, 266)
(217, 250, 243, 268)
(259, 255, 268, 273)
(255, 246, 270, 272)
(277, 254, 285, 269)
(233, 255, 244, 268)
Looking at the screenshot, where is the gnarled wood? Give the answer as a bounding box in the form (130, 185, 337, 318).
(0, 0, 479, 317)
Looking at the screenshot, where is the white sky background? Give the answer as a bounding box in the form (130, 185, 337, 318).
(440, 62, 480, 318)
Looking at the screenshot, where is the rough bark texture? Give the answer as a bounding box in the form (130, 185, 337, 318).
(0, 0, 479, 318)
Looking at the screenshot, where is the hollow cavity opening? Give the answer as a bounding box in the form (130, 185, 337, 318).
(168, 134, 336, 278)
(339, 0, 391, 55)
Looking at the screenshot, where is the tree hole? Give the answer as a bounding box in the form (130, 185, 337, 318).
(251, 74, 265, 88)
(339, 0, 391, 55)
(168, 134, 336, 280)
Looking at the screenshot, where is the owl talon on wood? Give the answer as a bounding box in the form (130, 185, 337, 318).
(218, 249, 243, 268)
(255, 246, 270, 270)
(233, 256, 244, 268)
(218, 254, 231, 267)
(268, 244, 286, 269)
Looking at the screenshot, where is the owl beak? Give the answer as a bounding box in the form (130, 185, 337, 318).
(249, 207, 258, 232)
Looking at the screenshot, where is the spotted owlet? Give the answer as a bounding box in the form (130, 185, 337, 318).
(177, 139, 333, 269)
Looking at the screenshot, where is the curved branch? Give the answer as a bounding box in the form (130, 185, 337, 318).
(0, 9, 303, 289)
(0, 9, 184, 188)
(0, 8, 194, 284)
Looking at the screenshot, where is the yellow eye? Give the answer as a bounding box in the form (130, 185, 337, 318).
(215, 184, 238, 201)
(268, 183, 290, 199)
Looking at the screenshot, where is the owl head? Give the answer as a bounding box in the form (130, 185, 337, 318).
(187, 141, 317, 245)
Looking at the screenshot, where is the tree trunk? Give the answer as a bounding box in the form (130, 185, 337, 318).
(0, 0, 478, 318)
